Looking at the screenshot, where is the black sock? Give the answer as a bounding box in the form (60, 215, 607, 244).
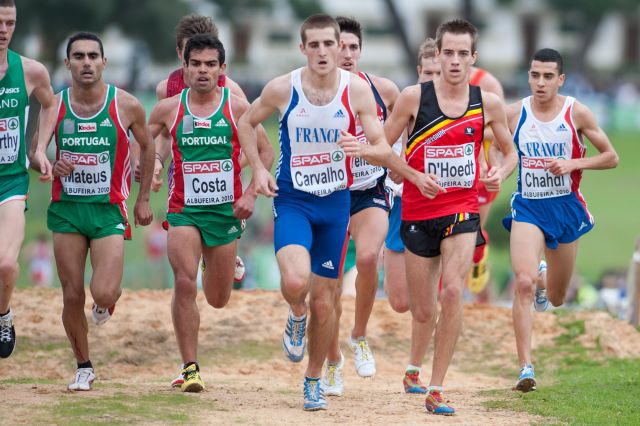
(184, 361, 198, 370)
(78, 360, 93, 369)
(0, 310, 9, 317)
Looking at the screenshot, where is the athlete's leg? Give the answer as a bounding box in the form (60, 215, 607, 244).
(478, 202, 492, 229)
(88, 235, 124, 309)
(385, 247, 433, 369)
(544, 241, 579, 307)
(54, 233, 90, 363)
(201, 239, 237, 309)
(277, 245, 311, 317)
(510, 221, 545, 366)
(0, 201, 25, 313)
(326, 271, 343, 363)
(429, 232, 475, 386)
(306, 273, 340, 378)
(405, 250, 440, 368)
(349, 207, 388, 339)
(168, 225, 202, 363)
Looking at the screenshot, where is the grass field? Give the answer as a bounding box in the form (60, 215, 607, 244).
(16, 128, 640, 290)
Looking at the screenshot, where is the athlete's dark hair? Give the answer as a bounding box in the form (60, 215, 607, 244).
(300, 14, 339, 45)
(66, 32, 104, 59)
(175, 15, 219, 50)
(0, 0, 15, 7)
(183, 34, 225, 65)
(417, 38, 437, 65)
(531, 48, 564, 75)
(336, 16, 363, 49)
(435, 19, 478, 52)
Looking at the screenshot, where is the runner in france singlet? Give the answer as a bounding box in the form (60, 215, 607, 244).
(350, 72, 385, 191)
(168, 87, 241, 215)
(403, 82, 484, 220)
(52, 85, 131, 204)
(513, 96, 585, 200)
(0, 50, 29, 176)
(277, 68, 355, 197)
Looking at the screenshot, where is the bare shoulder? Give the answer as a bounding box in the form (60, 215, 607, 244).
(260, 73, 292, 104)
(478, 71, 504, 99)
(116, 88, 144, 113)
(224, 76, 247, 100)
(369, 74, 400, 97)
(155, 79, 168, 101)
(21, 56, 50, 85)
(230, 92, 250, 116)
(151, 94, 181, 118)
(505, 99, 523, 119)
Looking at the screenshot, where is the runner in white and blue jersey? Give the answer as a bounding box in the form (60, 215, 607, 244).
(504, 48, 618, 393)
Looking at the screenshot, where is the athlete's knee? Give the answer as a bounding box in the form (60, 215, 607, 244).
(309, 292, 334, 322)
(411, 301, 437, 324)
(514, 272, 536, 298)
(62, 287, 85, 308)
(355, 249, 379, 274)
(440, 284, 463, 310)
(386, 290, 409, 313)
(92, 286, 121, 308)
(281, 270, 308, 298)
(547, 289, 566, 307)
(204, 288, 231, 309)
(0, 259, 18, 283)
(173, 271, 198, 300)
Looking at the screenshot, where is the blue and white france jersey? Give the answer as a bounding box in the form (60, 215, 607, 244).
(350, 72, 385, 191)
(276, 68, 355, 197)
(513, 96, 586, 200)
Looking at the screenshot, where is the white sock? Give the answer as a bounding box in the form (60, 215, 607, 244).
(289, 310, 306, 321)
(428, 385, 444, 393)
(406, 364, 421, 374)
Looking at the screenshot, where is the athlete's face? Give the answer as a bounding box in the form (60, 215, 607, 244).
(184, 48, 226, 93)
(300, 27, 339, 76)
(65, 40, 106, 87)
(528, 60, 564, 103)
(417, 57, 441, 83)
(437, 32, 476, 85)
(0, 7, 16, 51)
(338, 32, 361, 73)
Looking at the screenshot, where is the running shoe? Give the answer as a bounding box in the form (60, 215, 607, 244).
(403, 369, 427, 394)
(234, 256, 246, 284)
(0, 309, 16, 359)
(91, 303, 115, 326)
(321, 352, 344, 397)
(468, 246, 490, 294)
(170, 364, 185, 387)
(282, 311, 306, 363)
(348, 336, 376, 377)
(303, 377, 327, 411)
(425, 389, 455, 415)
(180, 363, 204, 393)
(534, 260, 549, 312)
(515, 364, 536, 392)
(68, 367, 96, 391)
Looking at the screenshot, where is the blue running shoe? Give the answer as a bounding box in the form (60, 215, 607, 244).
(303, 377, 327, 411)
(534, 261, 549, 312)
(515, 364, 537, 392)
(282, 310, 306, 362)
(425, 390, 455, 415)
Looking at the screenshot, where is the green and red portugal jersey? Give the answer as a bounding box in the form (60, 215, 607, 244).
(52, 85, 131, 204)
(168, 87, 242, 215)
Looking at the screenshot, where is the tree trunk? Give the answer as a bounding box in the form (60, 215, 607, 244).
(380, 0, 415, 73)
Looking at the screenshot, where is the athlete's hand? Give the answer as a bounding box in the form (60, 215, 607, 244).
(253, 167, 278, 198)
(151, 160, 164, 192)
(388, 169, 403, 184)
(53, 158, 74, 177)
(134, 199, 153, 227)
(413, 173, 446, 199)
(233, 189, 257, 219)
(480, 166, 502, 192)
(337, 131, 365, 157)
(545, 158, 575, 176)
(33, 150, 53, 182)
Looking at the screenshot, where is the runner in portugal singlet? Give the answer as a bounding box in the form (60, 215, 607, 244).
(48, 85, 132, 239)
(274, 67, 355, 278)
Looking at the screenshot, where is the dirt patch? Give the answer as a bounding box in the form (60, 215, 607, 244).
(3, 288, 640, 424)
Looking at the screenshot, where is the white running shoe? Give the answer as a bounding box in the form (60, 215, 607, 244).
(282, 310, 306, 363)
(234, 256, 246, 283)
(91, 304, 115, 326)
(348, 336, 376, 377)
(321, 352, 344, 397)
(171, 364, 185, 387)
(68, 367, 96, 391)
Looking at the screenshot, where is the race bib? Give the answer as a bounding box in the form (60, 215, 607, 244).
(290, 149, 348, 197)
(0, 116, 21, 164)
(424, 143, 476, 189)
(521, 156, 571, 199)
(183, 159, 234, 205)
(60, 150, 111, 196)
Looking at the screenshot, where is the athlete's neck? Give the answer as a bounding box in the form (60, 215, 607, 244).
(530, 94, 565, 117)
(303, 67, 340, 90)
(187, 86, 222, 117)
(70, 81, 108, 109)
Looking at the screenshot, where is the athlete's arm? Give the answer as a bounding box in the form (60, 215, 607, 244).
(25, 58, 56, 182)
(120, 91, 154, 227)
(225, 76, 248, 101)
(546, 101, 619, 175)
(481, 92, 518, 191)
(155, 79, 168, 101)
(237, 76, 289, 197)
(371, 75, 400, 112)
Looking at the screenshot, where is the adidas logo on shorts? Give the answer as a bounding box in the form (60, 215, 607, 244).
(115, 223, 125, 230)
(333, 110, 345, 118)
(321, 260, 335, 270)
(227, 225, 239, 234)
(215, 118, 228, 127)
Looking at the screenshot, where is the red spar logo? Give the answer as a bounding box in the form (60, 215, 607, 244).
(183, 161, 221, 174)
(522, 157, 549, 169)
(291, 153, 331, 167)
(61, 152, 98, 166)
